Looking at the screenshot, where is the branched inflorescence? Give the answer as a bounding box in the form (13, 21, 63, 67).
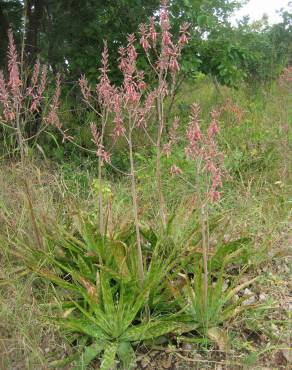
(185, 104, 225, 203)
(0, 29, 65, 156)
(279, 66, 292, 87)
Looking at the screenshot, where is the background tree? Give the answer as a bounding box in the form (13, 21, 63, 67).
(0, 0, 291, 87)
(169, 0, 291, 87)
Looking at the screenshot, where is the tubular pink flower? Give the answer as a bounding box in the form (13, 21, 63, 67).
(118, 47, 127, 72)
(163, 116, 179, 157)
(178, 22, 190, 48)
(111, 94, 125, 137)
(163, 142, 171, 157)
(0, 71, 14, 122)
(185, 104, 225, 202)
(100, 40, 109, 75)
(170, 164, 183, 176)
(140, 36, 150, 52)
(186, 104, 202, 152)
(209, 190, 221, 202)
(46, 73, 61, 129)
(169, 57, 180, 72)
(127, 34, 138, 61)
(30, 65, 47, 112)
(149, 17, 158, 45)
(136, 71, 146, 91)
(113, 115, 126, 137)
(27, 60, 40, 97)
(144, 90, 157, 112)
(79, 74, 92, 103)
(208, 168, 223, 202)
(207, 110, 220, 139)
(96, 75, 113, 104)
(160, 1, 173, 49)
(162, 31, 172, 47)
(90, 122, 111, 163)
(90, 122, 99, 145)
(139, 24, 150, 51)
(96, 41, 116, 106)
(178, 33, 188, 47)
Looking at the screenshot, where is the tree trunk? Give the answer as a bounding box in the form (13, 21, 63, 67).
(24, 0, 46, 136)
(25, 0, 45, 65)
(0, 3, 9, 66)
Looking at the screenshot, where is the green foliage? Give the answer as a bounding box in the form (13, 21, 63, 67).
(168, 1, 291, 87)
(169, 0, 248, 86)
(232, 8, 292, 84)
(1, 0, 291, 93)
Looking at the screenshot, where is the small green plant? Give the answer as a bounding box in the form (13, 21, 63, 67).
(172, 246, 258, 349)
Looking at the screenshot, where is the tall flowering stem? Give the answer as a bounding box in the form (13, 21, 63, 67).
(78, 0, 190, 284)
(139, 0, 190, 227)
(0, 29, 64, 160)
(96, 41, 114, 235)
(185, 104, 225, 311)
(79, 36, 147, 285)
(117, 34, 146, 284)
(79, 41, 115, 235)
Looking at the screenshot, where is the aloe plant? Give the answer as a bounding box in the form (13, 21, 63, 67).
(171, 243, 259, 349)
(6, 214, 196, 369)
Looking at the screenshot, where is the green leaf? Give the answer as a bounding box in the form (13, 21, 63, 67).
(197, 15, 207, 27)
(224, 277, 259, 303)
(209, 238, 251, 271)
(49, 337, 88, 368)
(123, 321, 195, 342)
(77, 254, 93, 278)
(73, 342, 104, 370)
(100, 272, 116, 317)
(55, 317, 106, 340)
(31, 267, 79, 292)
(117, 342, 135, 369)
(100, 342, 118, 370)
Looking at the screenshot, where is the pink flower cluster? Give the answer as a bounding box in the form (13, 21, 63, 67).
(80, 35, 157, 157)
(222, 97, 244, 122)
(79, 0, 190, 165)
(7, 29, 21, 101)
(139, 0, 190, 74)
(170, 164, 183, 176)
(0, 29, 22, 122)
(0, 71, 14, 121)
(118, 34, 145, 105)
(90, 122, 111, 163)
(163, 116, 180, 157)
(0, 29, 62, 136)
(96, 41, 116, 105)
(279, 66, 292, 87)
(46, 73, 61, 129)
(185, 104, 224, 202)
(27, 63, 48, 113)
